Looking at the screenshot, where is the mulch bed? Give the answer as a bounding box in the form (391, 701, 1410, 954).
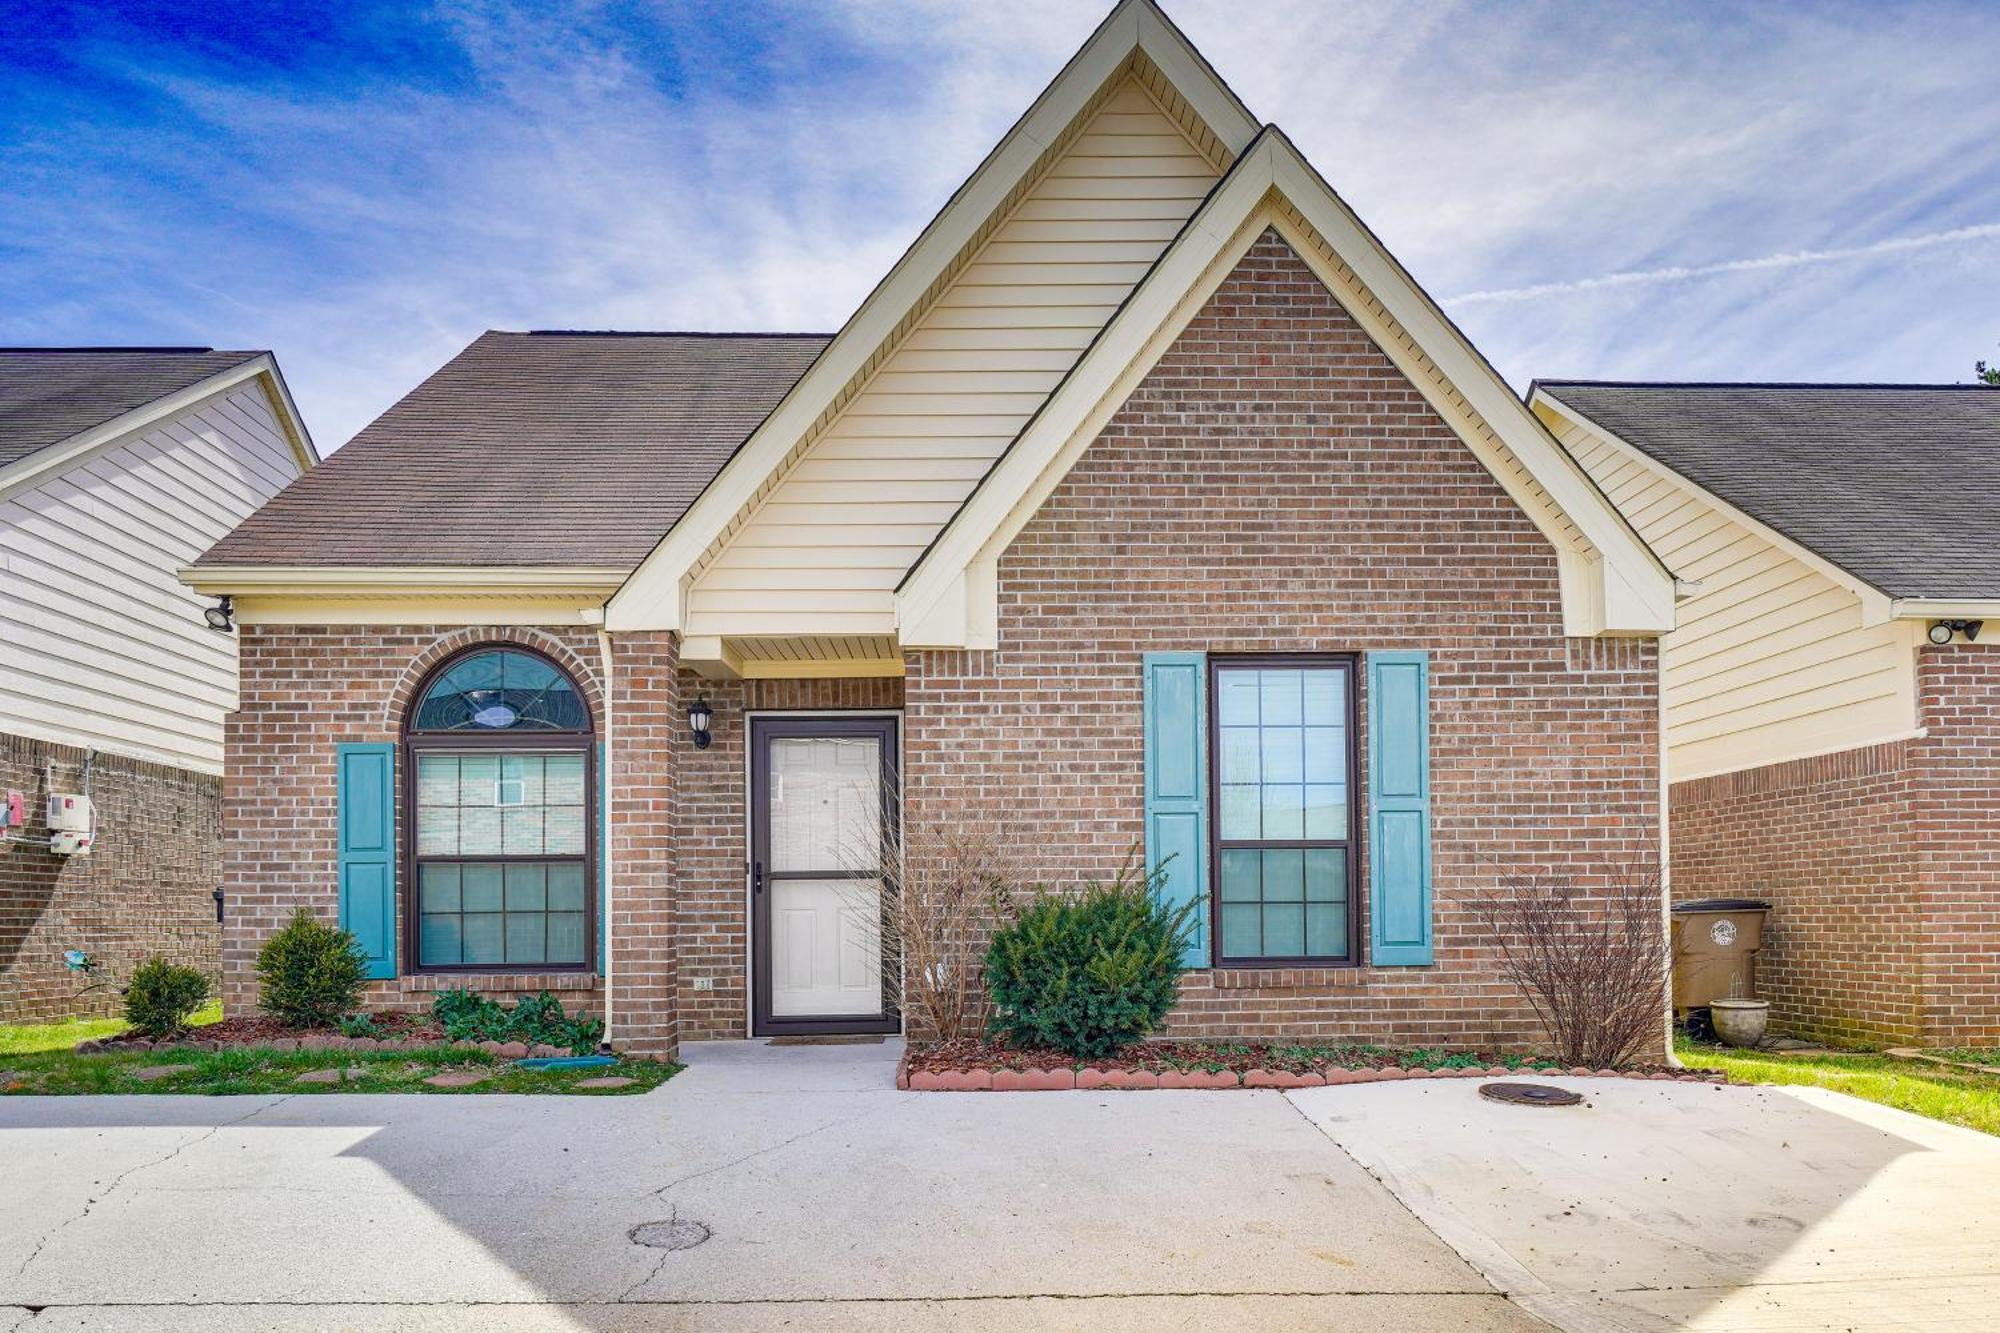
(76, 1012, 574, 1060)
(901, 1038, 1722, 1092)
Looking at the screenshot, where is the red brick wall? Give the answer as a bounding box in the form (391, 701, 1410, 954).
(673, 675, 903, 1040)
(1915, 642, 2000, 1046)
(224, 625, 610, 1018)
(1669, 643, 2000, 1049)
(1, 732, 221, 1023)
(1670, 741, 1921, 1046)
(903, 231, 1664, 1053)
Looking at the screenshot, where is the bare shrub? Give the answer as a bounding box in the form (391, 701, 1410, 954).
(841, 823, 1016, 1042)
(1470, 863, 1669, 1068)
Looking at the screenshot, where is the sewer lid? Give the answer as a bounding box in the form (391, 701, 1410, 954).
(1479, 1081, 1583, 1108)
(630, 1218, 712, 1250)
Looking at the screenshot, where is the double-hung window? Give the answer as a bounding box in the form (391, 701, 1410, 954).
(405, 648, 593, 971)
(1210, 656, 1357, 965)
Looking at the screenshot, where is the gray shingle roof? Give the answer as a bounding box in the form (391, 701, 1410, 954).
(0, 348, 265, 469)
(1537, 381, 2000, 601)
(198, 331, 830, 570)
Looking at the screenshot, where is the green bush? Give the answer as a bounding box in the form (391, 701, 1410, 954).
(983, 857, 1194, 1060)
(431, 987, 603, 1055)
(256, 908, 367, 1028)
(123, 958, 211, 1038)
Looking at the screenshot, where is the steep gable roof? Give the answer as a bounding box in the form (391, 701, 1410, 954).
(0, 347, 266, 468)
(894, 129, 1675, 644)
(1533, 382, 2000, 603)
(197, 332, 829, 570)
(605, 0, 1260, 632)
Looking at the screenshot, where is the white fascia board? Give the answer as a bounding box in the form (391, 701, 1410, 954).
(0, 356, 308, 503)
(1264, 136, 1672, 630)
(900, 131, 1674, 646)
(603, 0, 1259, 635)
(1889, 599, 2000, 621)
(1532, 388, 1899, 626)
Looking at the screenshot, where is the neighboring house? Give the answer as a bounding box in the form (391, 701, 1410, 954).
(1, 347, 316, 1021)
(188, 0, 1674, 1060)
(1534, 382, 2000, 1048)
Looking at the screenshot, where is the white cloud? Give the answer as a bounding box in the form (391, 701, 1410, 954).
(4, 0, 1998, 448)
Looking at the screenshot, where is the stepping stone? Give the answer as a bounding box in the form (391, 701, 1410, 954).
(128, 1065, 195, 1082)
(423, 1070, 491, 1088)
(294, 1069, 344, 1084)
(574, 1076, 635, 1089)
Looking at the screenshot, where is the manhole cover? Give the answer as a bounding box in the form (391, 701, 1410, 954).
(630, 1217, 712, 1250)
(1479, 1081, 1583, 1108)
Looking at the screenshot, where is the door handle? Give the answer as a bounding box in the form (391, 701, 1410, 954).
(751, 860, 764, 895)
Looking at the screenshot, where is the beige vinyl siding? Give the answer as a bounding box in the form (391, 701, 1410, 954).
(1551, 413, 1917, 780)
(0, 382, 306, 772)
(687, 77, 1221, 638)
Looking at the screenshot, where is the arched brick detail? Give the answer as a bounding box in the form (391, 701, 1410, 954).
(382, 626, 605, 731)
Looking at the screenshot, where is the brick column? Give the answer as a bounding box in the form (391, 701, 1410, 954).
(607, 630, 680, 1059)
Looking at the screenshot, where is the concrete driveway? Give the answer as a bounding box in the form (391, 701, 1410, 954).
(0, 1040, 1533, 1331)
(1292, 1076, 2000, 1331)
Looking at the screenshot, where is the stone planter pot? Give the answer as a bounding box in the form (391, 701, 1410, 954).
(1710, 998, 1770, 1049)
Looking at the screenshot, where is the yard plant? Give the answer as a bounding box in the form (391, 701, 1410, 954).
(432, 987, 603, 1055)
(1471, 864, 1668, 1069)
(122, 958, 212, 1038)
(256, 908, 368, 1028)
(984, 856, 1194, 1060)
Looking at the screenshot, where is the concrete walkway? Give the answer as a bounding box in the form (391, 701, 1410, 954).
(0, 1040, 1534, 1331)
(1290, 1076, 2000, 1331)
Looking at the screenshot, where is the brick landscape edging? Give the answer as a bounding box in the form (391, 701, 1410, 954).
(895, 1061, 1727, 1091)
(73, 1035, 670, 1062)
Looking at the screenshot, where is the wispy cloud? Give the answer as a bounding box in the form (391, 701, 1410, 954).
(1448, 223, 2000, 306)
(3, 0, 1998, 449)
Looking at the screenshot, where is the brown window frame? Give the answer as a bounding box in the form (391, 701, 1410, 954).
(1207, 652, 1361, 969)
(401, 644, 595, 976)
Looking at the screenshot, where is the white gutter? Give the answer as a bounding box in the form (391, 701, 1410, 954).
(596, 626, 617, 1052)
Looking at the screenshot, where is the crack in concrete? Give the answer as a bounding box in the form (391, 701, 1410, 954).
(615, 1106, 879, 1304)
(639, 1105, 880, 1203)
(10, 1097, 295, 1282)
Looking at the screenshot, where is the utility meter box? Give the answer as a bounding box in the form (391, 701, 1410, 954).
(46, 793, 93, 834)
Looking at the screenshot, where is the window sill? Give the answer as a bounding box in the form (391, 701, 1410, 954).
(1202, 967, 1364, 990)
(402, 972, 599, 993)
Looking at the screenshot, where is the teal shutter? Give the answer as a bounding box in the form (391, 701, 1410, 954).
(336, 743, 397, 979)
(1143, 652, 1210, 968)
(595, 741, 607, 974)
(1368, 651, 1432, 965)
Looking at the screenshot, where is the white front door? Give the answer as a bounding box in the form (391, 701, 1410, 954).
(752, 719, 897, 1033)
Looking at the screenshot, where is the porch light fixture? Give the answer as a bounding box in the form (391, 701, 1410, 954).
(203, 596, 235, 634)
(687, 696, 713, 750)
(1929, 619, 1984, 645)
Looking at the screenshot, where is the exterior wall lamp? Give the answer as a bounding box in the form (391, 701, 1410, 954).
(1928, 619, 1984, 645)
(687, 696, 713, 750)
(203, 595, 235, 634)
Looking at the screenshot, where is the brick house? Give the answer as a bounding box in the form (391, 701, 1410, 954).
(2, 348, 316, 1021)
(1534, 382, 2000, 1048)
(188, 0, 1675, 1060)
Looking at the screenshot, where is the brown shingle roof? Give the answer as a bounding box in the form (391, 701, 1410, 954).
(1537, 381, 2000, 600)
(198, 331, 829, 570)
(0, 347, 265, 469)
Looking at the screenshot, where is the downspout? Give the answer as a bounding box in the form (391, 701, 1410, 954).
(596, 625, 617, 1051)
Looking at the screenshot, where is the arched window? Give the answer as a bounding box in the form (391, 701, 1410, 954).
(406, 647, 593, 972)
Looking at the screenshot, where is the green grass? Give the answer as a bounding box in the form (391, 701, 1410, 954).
(1933, 1048, 2000, 1070)
(0, 1042, 678, 1096)
(0, 999, 223, 1056)
(1677, 1035, 2000, 1138)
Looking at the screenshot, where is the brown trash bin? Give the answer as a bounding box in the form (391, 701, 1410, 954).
(1671, 898, 1769, 1012)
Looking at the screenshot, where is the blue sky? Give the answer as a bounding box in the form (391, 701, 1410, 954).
(5, 0, 1998, 451)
